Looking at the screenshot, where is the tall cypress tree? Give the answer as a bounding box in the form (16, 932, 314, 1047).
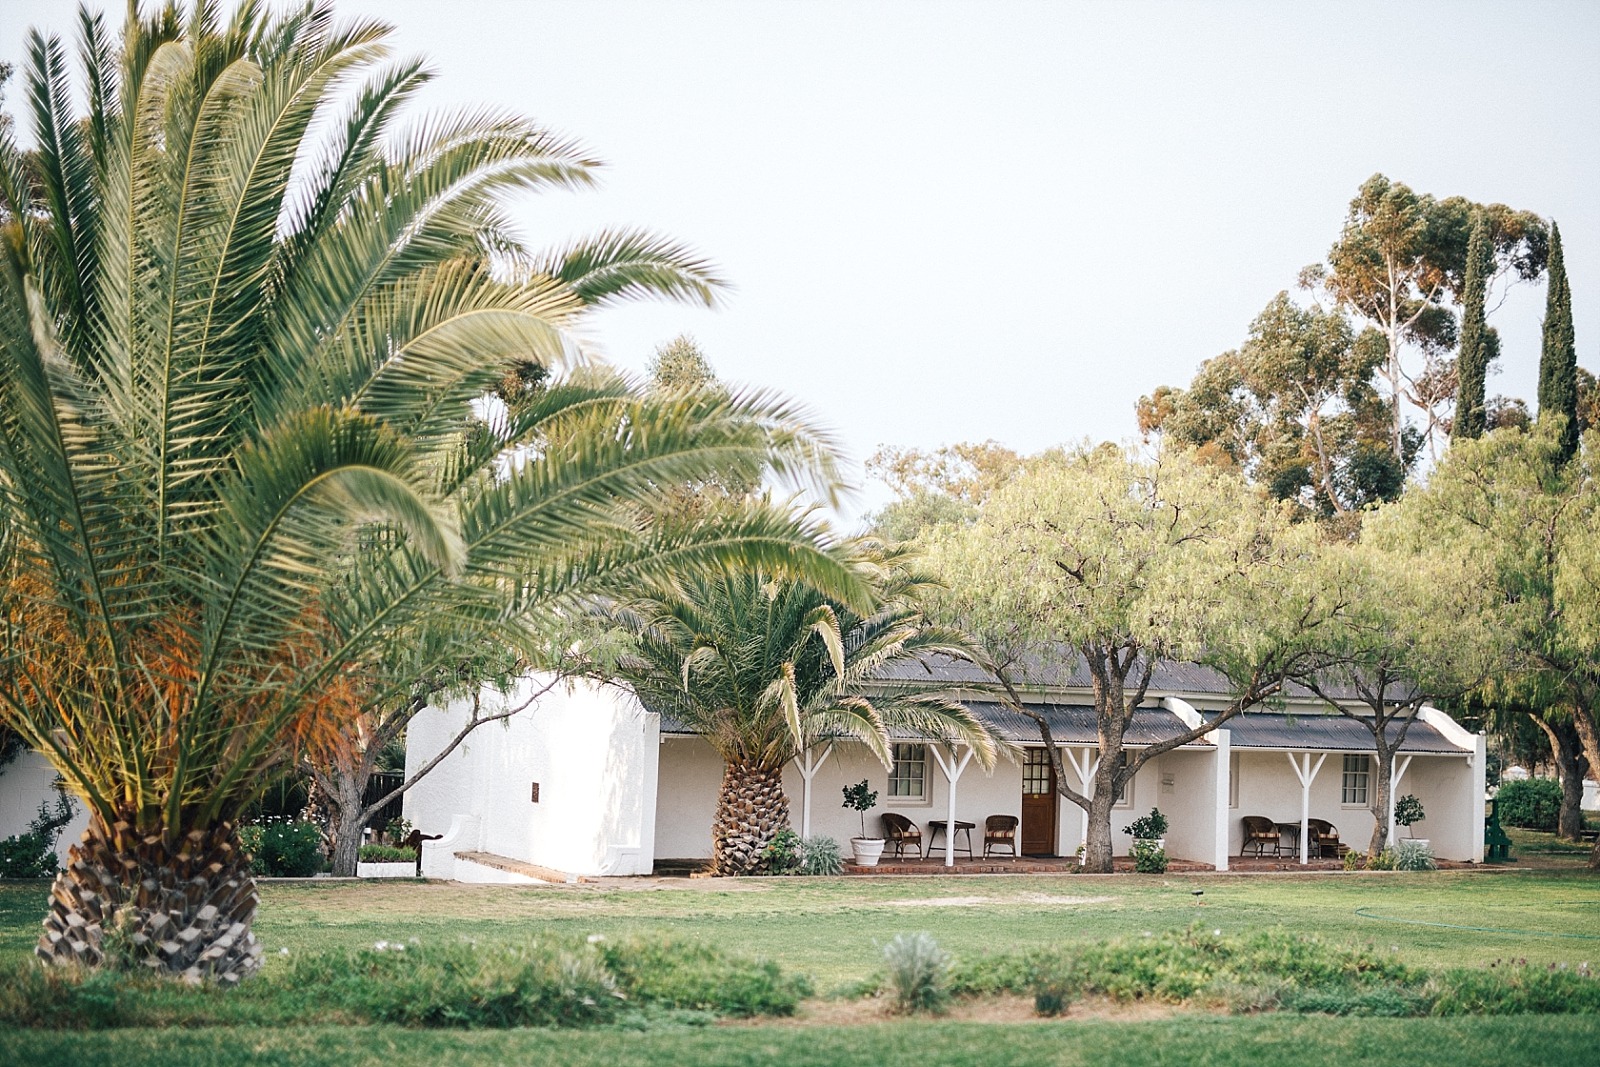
(1452, 211, 1493, 441)
(1538, 222, 1579, 460)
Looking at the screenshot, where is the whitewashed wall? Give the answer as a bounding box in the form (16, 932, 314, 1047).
(1146, 749, 1216, 863)
(651, 737, 1225, 863)
(403, 675, 658, 878)
(0, 750, 89, 867)
(1227, 750, 1477, 861)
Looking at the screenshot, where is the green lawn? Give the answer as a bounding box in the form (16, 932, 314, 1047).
(2, 863, 1597, 1065)
(5, 1017, 1600, 1067)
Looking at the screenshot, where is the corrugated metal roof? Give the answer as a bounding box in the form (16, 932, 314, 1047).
(869, 650, 1371, 701)
(657, 702, 1468, 754)
(959, 702, 1195, 746)
(1210, 713, 1468, 754)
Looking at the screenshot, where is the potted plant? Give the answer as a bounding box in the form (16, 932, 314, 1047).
(1394, 794, 1426, 847)
(843, 780, 885, 866)
(1122, 807, 1169, 874)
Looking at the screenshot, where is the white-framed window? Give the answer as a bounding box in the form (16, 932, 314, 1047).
(1342, 754, 1370, 806)
(888, 743, 927, 799)
(1228, 753, 1240, 809)
(1112, 751, 1133, 809)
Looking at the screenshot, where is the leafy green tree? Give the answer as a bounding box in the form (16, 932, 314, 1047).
(1292, 518, 1507, 857)
(1305, 174, 1546, 462)
(863, 440, 1027, 540)
(1395, 423, 1600, 865)
(0, 3, 858, 980)
(1538, 223, 1580, 462)
(598, 541, 996, 875)
(1137, 293, 1405, 522)
(923, 447, 1340, 872)
(1451, 212, 1494, 441)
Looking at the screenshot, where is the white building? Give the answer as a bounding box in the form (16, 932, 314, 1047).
(405, 658, 1487, 880)
(0, 749, 89, 868)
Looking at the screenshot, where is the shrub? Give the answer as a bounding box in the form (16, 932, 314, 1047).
(842, 780, 878, 839)
(882, 932, 951, 1014)
(1365, 848, 1397, 871)
(1430, 962, 1600, 1015)
(948, 927, 1424, 1016)
(1122, 808, 1168, 841)
(1393, 793, 1425, 831)
(0, 795, 75, 878)
(357, 844, 418, 864)
(1496, 778, 1562, 832)
(758, 828, 801, 874)
(241, 817, 324, 877)
(0, 934, 809, 1029)
(798, 835, 844, 876)
(1394, 840, 1436, 871)
(285, 939, 622, 1027)
(596, 936, 809, 1017)
(1130, 840, 1167, 874)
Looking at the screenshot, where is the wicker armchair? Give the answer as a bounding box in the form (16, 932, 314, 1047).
(1306, 818, 1346, 859)
(983, 815, 1019, 858)
(1241, 815, 1283, 857)
(881, 812, 923, 859)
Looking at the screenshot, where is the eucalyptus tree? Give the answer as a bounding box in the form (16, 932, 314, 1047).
(1304, 174, 1546, 462)
(923, 446, 1341, 873)
(0, 2, 859, 981)
(1136, 293, 1402, 522)
(599, 538, 998, 876)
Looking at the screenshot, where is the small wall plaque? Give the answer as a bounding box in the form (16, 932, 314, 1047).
(530, 782, 540, 803)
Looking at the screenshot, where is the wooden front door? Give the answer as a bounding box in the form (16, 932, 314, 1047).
(1021, 748, 1058, 856)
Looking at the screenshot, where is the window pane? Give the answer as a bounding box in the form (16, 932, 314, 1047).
(889, 743, 926, 797)
(1023, 749, 1052, 795)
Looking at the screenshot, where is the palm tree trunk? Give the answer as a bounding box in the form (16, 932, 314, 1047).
(711, 759, 789, 876)
(37, 812, 262, 983)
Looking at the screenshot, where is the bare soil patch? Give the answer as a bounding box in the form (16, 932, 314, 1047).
(727, 994, 1185, 1027)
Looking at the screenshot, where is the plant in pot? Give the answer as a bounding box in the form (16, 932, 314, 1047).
(1394, 794, 1426, 846)
(843, 780, 885, 866)
(1122, 807, 1169, 874)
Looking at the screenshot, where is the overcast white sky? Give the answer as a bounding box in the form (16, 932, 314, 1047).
(4, 1, 1597, 519)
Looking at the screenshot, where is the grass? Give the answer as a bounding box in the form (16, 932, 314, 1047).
(1, 863, 1596, 1064)
(3, 1017, 1599, 1067)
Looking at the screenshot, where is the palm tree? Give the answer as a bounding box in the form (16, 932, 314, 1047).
(0, 2, 861, 981)
(602, 541, 1000, 875)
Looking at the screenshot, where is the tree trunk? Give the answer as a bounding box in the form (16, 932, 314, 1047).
(1080, 767, 1118, 873)
(711, 759, 789, 876)
(1569, 707, 1600, 870)
(1533, 716, 1587, 841)
(37, 812, 262, 983)
(1366, 740, 1394, 858)
(328, 774, 370, 877)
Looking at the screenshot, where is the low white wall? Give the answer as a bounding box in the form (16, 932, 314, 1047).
(404, 675, 658, 878)
(0, 750, 89, 868)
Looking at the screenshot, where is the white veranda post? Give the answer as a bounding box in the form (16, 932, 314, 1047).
(1287, 752, 1327, 865)
(1387, 754, 1413, 843)
(929, 742, 976, 867)
(1062, 747, 1099, 862)
(794, 743, 834, 839)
